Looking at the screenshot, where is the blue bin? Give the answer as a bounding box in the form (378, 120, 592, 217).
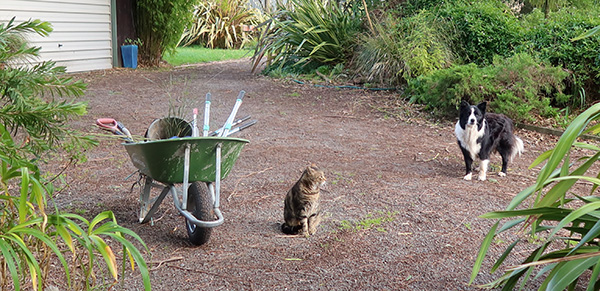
(121, 45, 138, 69)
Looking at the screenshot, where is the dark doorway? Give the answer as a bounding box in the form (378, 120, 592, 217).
(115, 0, 136, 67)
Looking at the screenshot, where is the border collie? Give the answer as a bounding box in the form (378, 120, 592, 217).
(455, 101, 524, 181)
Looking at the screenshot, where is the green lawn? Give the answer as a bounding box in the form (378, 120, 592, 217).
(163, 46, 253, 66)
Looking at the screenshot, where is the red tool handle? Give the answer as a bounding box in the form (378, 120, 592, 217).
(96, 118, 118, 129)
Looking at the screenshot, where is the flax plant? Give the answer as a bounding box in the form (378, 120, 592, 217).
(179, 0, 261, 49)
(253, 0, 363, 71)
(471, 101, 600, 290)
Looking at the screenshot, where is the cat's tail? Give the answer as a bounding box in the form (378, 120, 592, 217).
(281, 223, 301, 235)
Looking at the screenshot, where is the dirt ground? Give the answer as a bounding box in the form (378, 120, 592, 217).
(50, 59, 563, 290)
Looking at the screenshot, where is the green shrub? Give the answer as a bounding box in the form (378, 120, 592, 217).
(136, 0, 195, 66)
(471, 102, 600, 290)
(397, 0, 466, 16)
(253, 0, 364, 72)
(0, 18, 150, 290)
(438, 1, 523, 66)
(353, 10, 455, 86)
(406, 53, 570, 122)
(179, 0, 262, 49)
(518, 8, 600, 100)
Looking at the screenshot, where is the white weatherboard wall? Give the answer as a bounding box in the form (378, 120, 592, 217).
(0, 0, 113, 72)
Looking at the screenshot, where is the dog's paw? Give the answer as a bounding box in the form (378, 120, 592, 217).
(478, 174, 487, 181)
(498, 172, 507, 177)
(463, 173, 472, 180)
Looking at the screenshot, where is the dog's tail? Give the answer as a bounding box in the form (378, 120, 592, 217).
(510, 136, 524, 161)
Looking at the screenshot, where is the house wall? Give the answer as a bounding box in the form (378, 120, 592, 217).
(0, 0, 113, 72)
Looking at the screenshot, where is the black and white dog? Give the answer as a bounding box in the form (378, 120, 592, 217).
(455, 101, 524, 181)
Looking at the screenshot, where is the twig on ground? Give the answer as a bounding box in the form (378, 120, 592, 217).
(166, 264, 252, 287)
(275, 234, 301, 238)
(423, 153, 439, 162)
(227, 167, 273, 201)
(252, 195, 273, 203)
(152, 208, 170, 223)
(150, 256, 184, 271)
(324, 115, 358, 119)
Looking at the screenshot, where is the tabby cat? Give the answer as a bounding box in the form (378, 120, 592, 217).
(281, 165, 326, 236)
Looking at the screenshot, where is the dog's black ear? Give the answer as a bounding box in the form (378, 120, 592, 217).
(477, 102, 487, 114)
(460, 100, 470, 108)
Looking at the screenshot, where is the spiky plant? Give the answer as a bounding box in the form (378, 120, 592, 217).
(253, 0, 364, 72)
(0, 17, 91, 157)
(471, 101, 600, 290)
(179, 0, 261, 49)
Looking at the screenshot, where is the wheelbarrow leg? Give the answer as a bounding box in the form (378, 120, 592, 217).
(139, 175, 170, 224)
(215, 143, 221, 208)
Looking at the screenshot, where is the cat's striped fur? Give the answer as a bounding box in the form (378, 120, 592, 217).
(281, 165, 326, 236)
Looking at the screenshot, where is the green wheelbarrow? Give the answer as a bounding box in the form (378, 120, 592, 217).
(124, 136, 248, 245)
(98, 91, 255, 245)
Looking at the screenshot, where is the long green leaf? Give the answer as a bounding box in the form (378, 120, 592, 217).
(506, 167, 561, 210)
(537, 154, 600, 207)
(491, 239, 520, 273)
(572, 25, 600, 41)
(470, 221, 499, 284)
(505, 243, 551, 290)
(573, 142, 600, 152)
(18, 167, 30, 224)
(480, 207, 572, 219)
(587, 257, 600, 291)
(6, 234, 43, 290)
(29, 176, 46, 213)
(497, 218, 526, 233)
(89, 235, 118, 280)
(0, 238, 21, 290)
(105, 233, 151, 291)
(11, 227, 71, 288)
(535, 103, 600, 188)
(546, 200, 600, 240)
(88, 210, 114, 234)
(569, 219, 600, 255)
(54, 223, 75, 252)
(546, 258, 598, 290)
(529, 148, 554, 169)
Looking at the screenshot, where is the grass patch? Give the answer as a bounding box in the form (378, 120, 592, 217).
(339, 210, 398, 232)
(163, 46, 252, 66)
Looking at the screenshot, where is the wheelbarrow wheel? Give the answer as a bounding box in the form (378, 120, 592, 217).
(186, 182, 213, 245)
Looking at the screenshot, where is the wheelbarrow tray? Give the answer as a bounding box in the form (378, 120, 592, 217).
(124, 137, 248, 184)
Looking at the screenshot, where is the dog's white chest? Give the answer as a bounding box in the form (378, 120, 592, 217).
(455, 121, 485, 159)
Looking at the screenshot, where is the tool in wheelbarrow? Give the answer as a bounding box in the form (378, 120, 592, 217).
(203, 93, 211, 137)
(219, 90, 245, 137)
(95, 118, 133, 142)
(209, 115, 251, 136)
(220, 119, 257, 136)
(192, 108, 199, 137)
(99, 90, 253, 246)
